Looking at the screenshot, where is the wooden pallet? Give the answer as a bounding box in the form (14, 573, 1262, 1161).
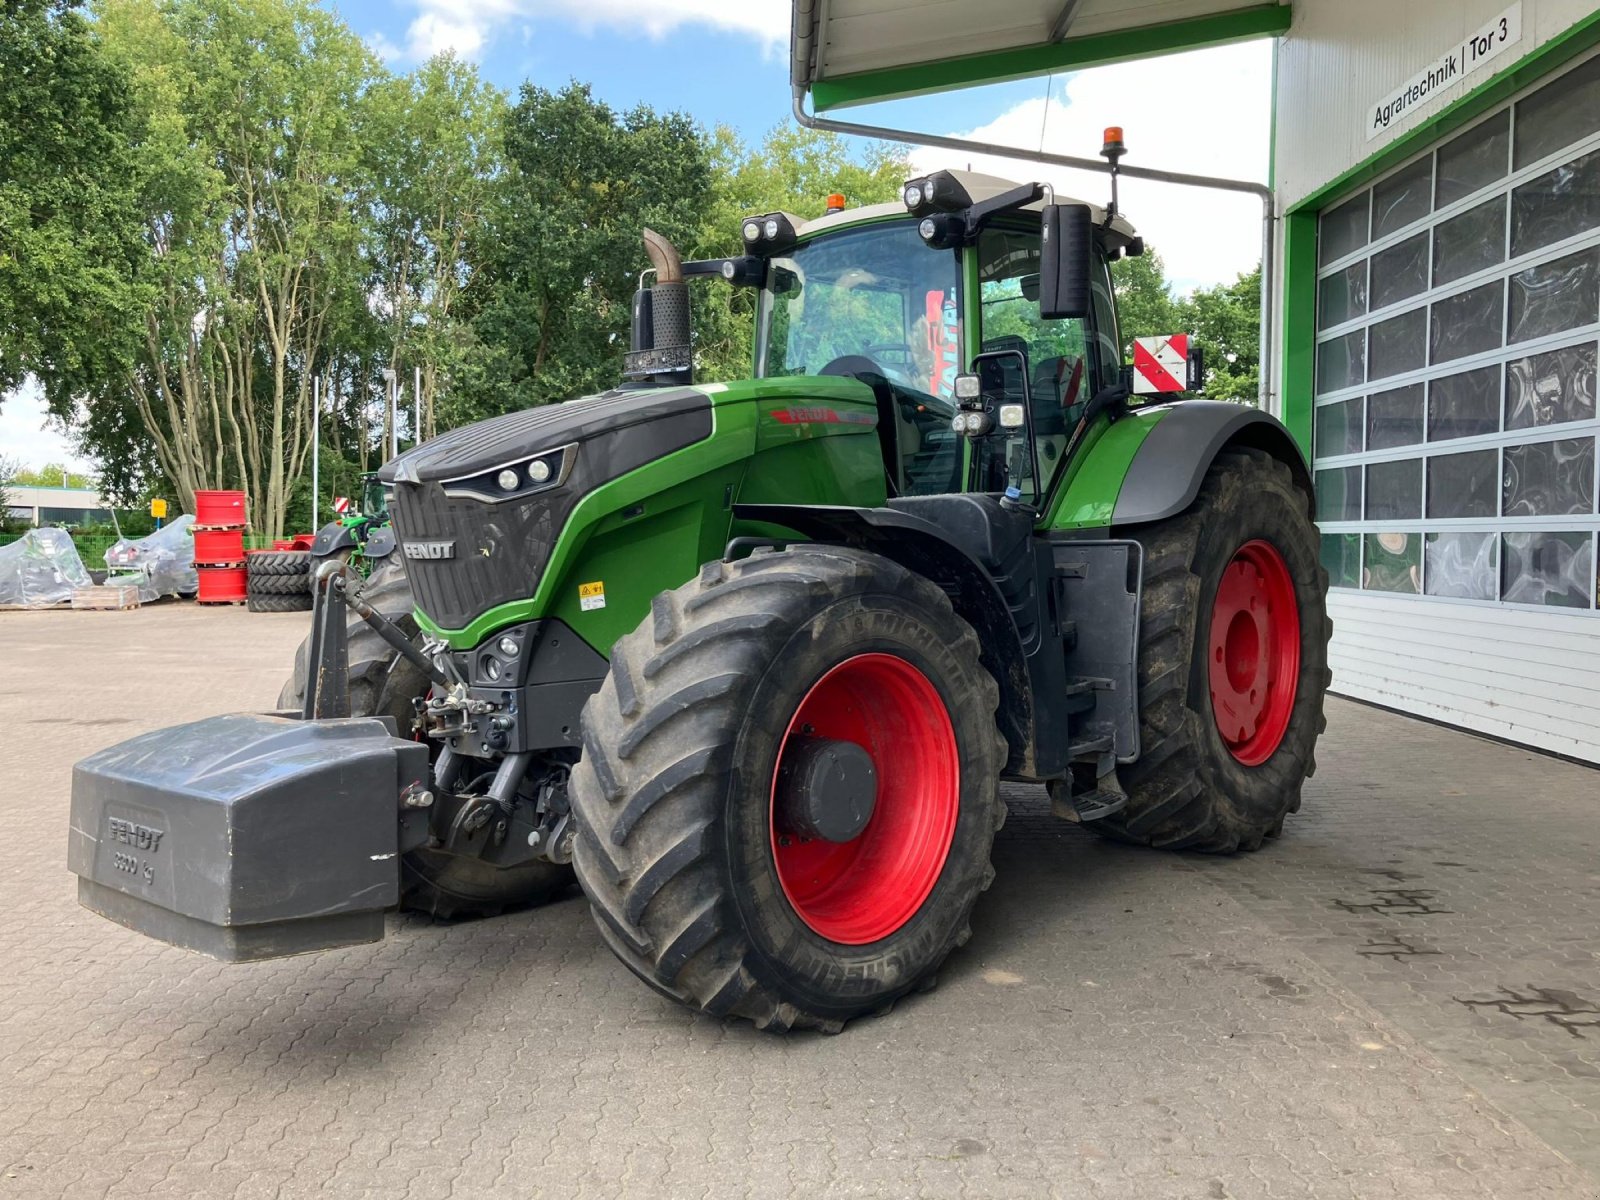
(72, 585, 141, 610)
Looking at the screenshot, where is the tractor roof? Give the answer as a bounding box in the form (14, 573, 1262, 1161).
(790, 170, 1140, 241)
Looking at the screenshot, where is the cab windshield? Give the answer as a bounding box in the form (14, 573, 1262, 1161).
(759, 222, 963, 400)
(758, 220, 965, 496)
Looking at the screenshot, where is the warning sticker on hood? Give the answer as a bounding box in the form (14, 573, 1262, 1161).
(579, 581, 606, 611)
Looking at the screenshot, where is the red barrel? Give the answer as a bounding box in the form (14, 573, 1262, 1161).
(194, 489, 247, 528)
(194, 528, 246, 565)
(195, 565, 247, 604)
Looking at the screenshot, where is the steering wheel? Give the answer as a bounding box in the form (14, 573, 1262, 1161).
(819, 355, 883, 379)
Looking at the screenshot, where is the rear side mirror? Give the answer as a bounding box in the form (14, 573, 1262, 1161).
(1039, 203, 1093, 320)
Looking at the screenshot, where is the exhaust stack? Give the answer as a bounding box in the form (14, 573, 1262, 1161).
(626, 228, 692, 386)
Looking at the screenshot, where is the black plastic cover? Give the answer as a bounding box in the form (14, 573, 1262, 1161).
(69, 714, 429, 962)
(380, 388, 708, 483)
(1113, 401, 1312, 525)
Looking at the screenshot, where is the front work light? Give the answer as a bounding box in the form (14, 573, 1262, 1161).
(917, 212, 965, 250)
(900, 170, 973, 216)
(740, 212, 798, 255)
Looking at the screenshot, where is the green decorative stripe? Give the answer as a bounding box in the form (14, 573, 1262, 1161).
(810, 5, 1292, 112)
(1279, 9, 1600, 461)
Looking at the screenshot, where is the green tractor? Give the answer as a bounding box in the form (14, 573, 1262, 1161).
(70, 163, 1329, 1032)
(309, 471, 396, 571)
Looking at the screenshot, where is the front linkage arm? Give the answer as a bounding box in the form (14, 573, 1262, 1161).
(303, 561, 449, 721)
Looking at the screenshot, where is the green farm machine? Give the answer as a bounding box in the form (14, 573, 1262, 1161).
(70, 139, 1329, 1031)
(309, 472, 396, 570)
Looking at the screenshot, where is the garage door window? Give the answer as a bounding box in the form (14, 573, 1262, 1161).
(1313, 53, 1600, 610)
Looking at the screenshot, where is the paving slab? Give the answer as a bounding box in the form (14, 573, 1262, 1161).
(1, 604, 1596, 1198)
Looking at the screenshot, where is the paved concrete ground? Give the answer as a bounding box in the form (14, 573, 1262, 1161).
(2, 604, 1598, 1199)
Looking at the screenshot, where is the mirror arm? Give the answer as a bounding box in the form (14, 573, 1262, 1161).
(963, 182, 1046, 235)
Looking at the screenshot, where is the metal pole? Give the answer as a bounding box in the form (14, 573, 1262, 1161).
(414, 364, 422, 447)
(383, 367, 398, 461)
(791, 91, 1277, 411)
(311, 375, 320, 529)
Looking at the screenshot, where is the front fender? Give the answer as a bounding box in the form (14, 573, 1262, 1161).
(733, 500, 1038, 776)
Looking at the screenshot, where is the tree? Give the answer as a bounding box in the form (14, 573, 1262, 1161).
(1111, 252, 1261, 404)
(13, 462, 95, 488)
(361, 55, 505, 446)
(1184, 265, 1261, 403)
(1110, 250, 1183, 354)
(0, 0, 147, 409)
(455, 83, 714, 422)
(93, 0, 380, 537)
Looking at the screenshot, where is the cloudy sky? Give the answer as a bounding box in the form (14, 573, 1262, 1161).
(1, 2, 1271, 470)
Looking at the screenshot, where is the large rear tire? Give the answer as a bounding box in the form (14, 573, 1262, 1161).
(277, 556, 574, 916)
(1093, 448, 1331, 852)
(570, 546, 1007, 1033)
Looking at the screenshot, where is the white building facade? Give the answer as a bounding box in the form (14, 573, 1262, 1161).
(1271, 0, 1600, 761)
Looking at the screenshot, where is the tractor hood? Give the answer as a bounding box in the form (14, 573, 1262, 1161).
(379, 387, 712, 633)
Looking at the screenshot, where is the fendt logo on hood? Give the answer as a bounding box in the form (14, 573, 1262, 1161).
(404, 540, 456, 561)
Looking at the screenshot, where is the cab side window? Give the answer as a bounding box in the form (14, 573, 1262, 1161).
(976, 227, 1106, 496)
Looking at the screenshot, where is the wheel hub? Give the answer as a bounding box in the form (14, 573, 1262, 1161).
(769, 653, 959, 945)
(1207, 539, 1301, 767)
(776, 738, 878, 843)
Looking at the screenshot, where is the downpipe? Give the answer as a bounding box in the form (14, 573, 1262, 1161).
(791, 91, 1277, 412)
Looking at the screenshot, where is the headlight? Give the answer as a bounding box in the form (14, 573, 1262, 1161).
(743, 220, 761, 242)
(528, 459, 552, 484)
(919, 217, 936, 240)
(484, 657, 501, 681)
(498, 636, 518, 656)
(763, 217, 779, 239)
(497, 468, 520, 491)
(903, 183, 923, 210)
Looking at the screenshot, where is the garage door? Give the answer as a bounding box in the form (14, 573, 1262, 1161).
(1311, 49, 1600, 761)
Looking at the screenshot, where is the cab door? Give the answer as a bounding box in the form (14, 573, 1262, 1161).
(970, 223, 1121, 506)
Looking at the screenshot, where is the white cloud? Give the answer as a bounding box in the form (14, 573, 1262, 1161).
(0, 379, 93, 474)
(384, 0, 787, 63)
(911, 41, 1273, 292)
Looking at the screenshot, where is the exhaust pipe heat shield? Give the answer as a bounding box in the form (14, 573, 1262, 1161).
(69, 713, 430, 962)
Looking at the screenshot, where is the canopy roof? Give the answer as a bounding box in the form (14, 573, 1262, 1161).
(792, 0, 1290, 111)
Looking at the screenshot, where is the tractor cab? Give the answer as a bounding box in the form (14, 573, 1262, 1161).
(746, 169, 1142, 509)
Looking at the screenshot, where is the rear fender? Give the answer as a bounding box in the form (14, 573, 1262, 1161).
(1111, 401, 1312, 526)
(312, 520, 360, 558)
(734, 501, 1037, 775)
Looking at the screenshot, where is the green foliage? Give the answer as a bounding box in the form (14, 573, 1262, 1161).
(1184, 265, 1262, 403)
(0, 0, 147, 405)
(1111, 253, 1261, 403)
(12, 462, 96, 488)
(450, 82, 712, 423)
(1110, 252, 1184, 353)
(3, 6, 910, 512)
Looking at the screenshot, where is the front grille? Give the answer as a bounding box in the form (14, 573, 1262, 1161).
(390, 484, 572, 632)
(388, 398, 715, 633)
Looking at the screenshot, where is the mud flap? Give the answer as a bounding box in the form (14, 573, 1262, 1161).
(69, 713, 430, 962)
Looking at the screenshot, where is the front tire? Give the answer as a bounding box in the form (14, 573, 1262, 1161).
(570, 546, 1007, 1032)
(1095, 448, 1331, 852)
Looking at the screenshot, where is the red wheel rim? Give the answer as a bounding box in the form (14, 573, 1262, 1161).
(769, 653, 959, 945)
(1207, 539, 1301, 767)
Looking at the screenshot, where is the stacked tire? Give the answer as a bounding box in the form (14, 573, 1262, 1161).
(246, 550, 313, 612)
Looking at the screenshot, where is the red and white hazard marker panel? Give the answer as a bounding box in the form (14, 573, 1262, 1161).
(1132, 333, 1190, 395)
(332, 496, 351, 514)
